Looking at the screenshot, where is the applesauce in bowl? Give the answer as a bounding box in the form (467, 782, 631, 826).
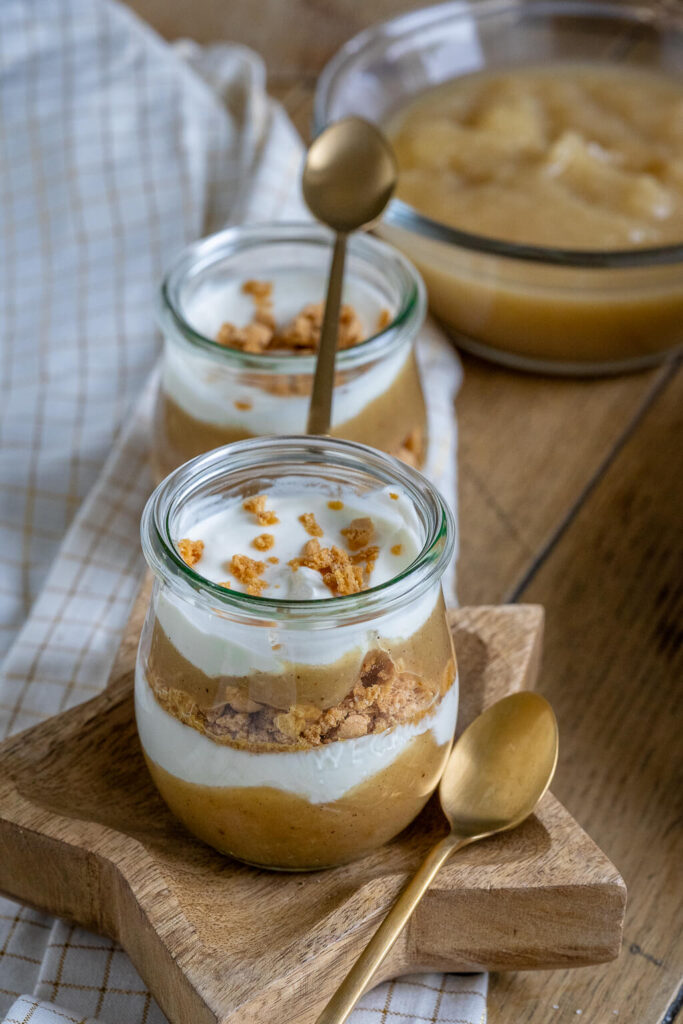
(314, 0, 683, 374)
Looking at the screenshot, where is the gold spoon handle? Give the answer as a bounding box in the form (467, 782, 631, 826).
(315, 832, 468, 1024)
(307, 232, 347, 435)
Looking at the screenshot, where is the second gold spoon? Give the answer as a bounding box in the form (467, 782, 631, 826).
(302, 117, 397, 435)
(316, 691, 559, 1024)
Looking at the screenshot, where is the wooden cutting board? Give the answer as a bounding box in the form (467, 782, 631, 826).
(0, 596, 626, 1024)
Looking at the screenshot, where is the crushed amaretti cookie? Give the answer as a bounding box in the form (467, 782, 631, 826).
(299, 512, 323, 537)
(341, 517, 375, 551)
(242, 280, 273, 301)
(178, 538, 204, 567)
(215, 281, 366, 356)
(377, 308, 392, 330)
(289, 538, 364, 596)
(350, 545, 379, 580)
(229, 554, 268, 596)
(278, 302, 363, 352)
(216, 321, 272, 353)
(147, 643, 441, 752)
(252, 533, 275, 551)
(243, 494, 280, 526)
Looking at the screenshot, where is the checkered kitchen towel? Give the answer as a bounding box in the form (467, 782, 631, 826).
(0, 2, 477, 1022)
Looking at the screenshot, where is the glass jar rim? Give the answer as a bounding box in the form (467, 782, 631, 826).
(158, 221, 426, 371)
(313, 0, 683, 269)
(141, 436, 456, 625)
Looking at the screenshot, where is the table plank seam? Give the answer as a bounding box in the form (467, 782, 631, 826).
(505, 357, 682, 604)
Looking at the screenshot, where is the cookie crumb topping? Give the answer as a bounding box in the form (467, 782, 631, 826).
(243, 494, 280, 526)
(228, 554, 268, 597)
(178, 538, 204, 567)
(299, 512, 323, 537)
(341, 517, 375, 552)
(289, 539, 364, 596)
(215, 280, 368, 355)
(252, 533, 275, 551)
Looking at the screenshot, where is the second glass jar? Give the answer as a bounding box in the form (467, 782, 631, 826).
(153, 222, 428, 481)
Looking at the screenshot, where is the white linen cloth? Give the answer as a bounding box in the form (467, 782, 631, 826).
(0, 2, 482, 1022)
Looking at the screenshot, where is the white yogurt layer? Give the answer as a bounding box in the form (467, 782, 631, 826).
(162, 269, 409, 432)
(159, 482, 440, 677)
(135, 663, 458, 804)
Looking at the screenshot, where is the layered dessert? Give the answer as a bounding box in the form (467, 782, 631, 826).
(136, 460, 457, 870)
(380, 62, 683, 368)
(154, 226, 428, 480)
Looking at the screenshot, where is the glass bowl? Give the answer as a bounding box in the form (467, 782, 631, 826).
(314, 0, 683, 375)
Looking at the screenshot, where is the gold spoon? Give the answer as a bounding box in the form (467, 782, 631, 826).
(302, 116, 397, 435)
(316, 691, 559, 1024)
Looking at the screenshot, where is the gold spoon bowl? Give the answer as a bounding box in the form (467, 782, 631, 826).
(302, 117, 398, 435)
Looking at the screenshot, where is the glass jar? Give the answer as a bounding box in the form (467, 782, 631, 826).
(136, 436, 457, 870)
(153, 222, 428, 481)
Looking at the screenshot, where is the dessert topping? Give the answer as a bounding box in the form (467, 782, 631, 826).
(243, 494, 280, 526)
(299, 512, 323, 537)
(178, 538, 204, 567)
(228, 554, 268, 597)
(341, 516, 375, 551)
(215, 280, 391, 355)
(252, 533, 275, 551)
(377, 308, 392, 330)
(289, 539, 364, 597)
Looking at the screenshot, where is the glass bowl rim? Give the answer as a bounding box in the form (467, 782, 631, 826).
(158, 221, 426, 371)
(141, 435, 456, 624)
(313, 0, 683, 269)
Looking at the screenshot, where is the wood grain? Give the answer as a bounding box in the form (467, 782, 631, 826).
(0, 604, 625, 1024)
(488, 365, 683, 1022)
(456, 357, 673, 606)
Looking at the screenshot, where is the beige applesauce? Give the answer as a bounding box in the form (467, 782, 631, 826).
(384, 63, 683, 368)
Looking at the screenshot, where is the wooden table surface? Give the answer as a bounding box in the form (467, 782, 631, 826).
(126, 3, 683, 1021)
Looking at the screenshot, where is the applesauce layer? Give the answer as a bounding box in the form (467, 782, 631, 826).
(152, 348, 426, 480)
(147, 590, 454, 710)
(143, 726, 450, 869)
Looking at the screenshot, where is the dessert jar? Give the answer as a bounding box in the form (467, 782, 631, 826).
(153, 223, 428, 481)
(135, 436, 458, 871)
